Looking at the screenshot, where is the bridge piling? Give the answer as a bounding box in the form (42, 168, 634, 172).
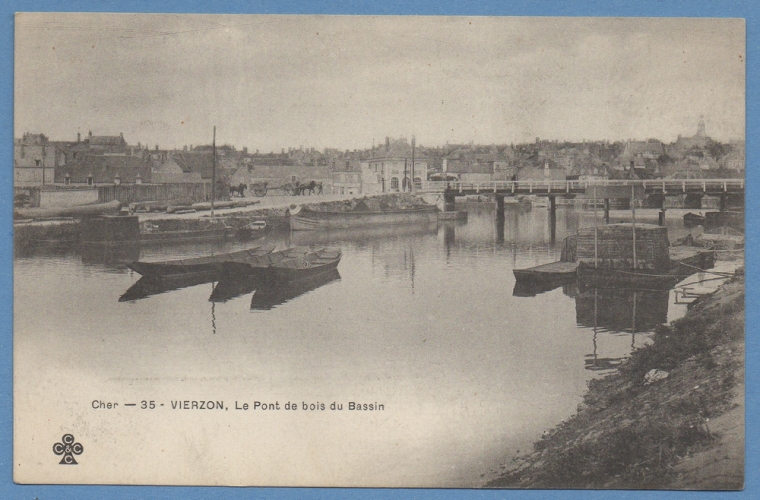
(604, 199, 610, 224)
(496, 195, 505, 219)
(443, 186, 457, 212)
(549, 196, 557, 243)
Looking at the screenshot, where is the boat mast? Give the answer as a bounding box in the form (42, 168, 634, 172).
(411, 135, 416, 193)
(211, 125, 216, 217)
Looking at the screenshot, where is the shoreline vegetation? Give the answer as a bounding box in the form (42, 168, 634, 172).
(487, 274, 744, 490)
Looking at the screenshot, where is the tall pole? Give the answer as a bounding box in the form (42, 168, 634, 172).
(411, 135, 416, 193)
(211, 126, 216, 217)
(631, 184, 637, 269)
(593, 185, 598, 268)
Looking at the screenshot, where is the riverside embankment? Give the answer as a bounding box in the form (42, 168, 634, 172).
(487, 275, 744, 489)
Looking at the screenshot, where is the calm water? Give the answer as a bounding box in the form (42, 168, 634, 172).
(14, 204, 694, 487)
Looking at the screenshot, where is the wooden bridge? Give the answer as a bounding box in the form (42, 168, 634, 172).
(419, 178, 744, 197)
(419, 178, 743, 216)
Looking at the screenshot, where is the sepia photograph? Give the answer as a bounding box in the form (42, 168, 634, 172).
(12, 12, 746, 490)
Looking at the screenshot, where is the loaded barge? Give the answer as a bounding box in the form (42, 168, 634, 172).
(514, 223, 715, 290)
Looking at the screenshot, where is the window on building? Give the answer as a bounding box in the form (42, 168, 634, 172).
(414, 177, 422, 189)
(291, 175, 297, 182)
(390, 177, 399, 190)
(35, 160, 41, 167)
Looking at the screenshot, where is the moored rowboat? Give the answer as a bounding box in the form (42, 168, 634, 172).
(220, 246, 341, 280)
(126, 244, 275, 280)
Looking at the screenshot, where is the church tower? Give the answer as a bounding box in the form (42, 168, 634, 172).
(696, 115, 707, 137)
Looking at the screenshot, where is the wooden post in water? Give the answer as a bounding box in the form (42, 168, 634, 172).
(549, 195, 556, 243)
(211, 126, 216, 217)
(631, 184, 637, 269)
(496, 194, 505, 218)
(604, 198, 610, 224)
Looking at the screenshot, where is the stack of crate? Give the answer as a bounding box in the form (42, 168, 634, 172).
(575, 223, 670, 270)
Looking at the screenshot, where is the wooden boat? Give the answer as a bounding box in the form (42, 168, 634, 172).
(513, 261, 579, 284)
(290, 204, 438, 231)
(220, 246, 341, 281)
(577, 248, 715, 290)
(14, 200, 122, 220)
(270, 247, 342, 281)
(139, 225, 231, 244)
(126, 243, 275, 280)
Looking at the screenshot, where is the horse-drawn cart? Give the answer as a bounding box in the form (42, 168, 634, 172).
(232, 180, 323, 197)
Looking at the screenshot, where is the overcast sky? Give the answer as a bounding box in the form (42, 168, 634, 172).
(15, 14, 745, 151)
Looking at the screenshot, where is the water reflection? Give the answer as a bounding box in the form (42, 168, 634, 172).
(290, 222, 438, 247)
(80, 242, 140, 266)
(249, 269, 341, 310)
(577, 286, 669, 372)
(119, 274, 217, 302)
(512, 278, 573, 297)
(574, 287, 669, 333)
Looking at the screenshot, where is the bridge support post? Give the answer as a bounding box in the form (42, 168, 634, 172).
(658, 195, 666, 226)
(720, 194, 727, 212)
(443, 187, 457, 212)
(549, 196, 556, 243)
(495, 194, 505, 218)
(604, 199, 610, 224)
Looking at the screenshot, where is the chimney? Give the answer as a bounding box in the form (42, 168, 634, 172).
(77, 132, 81, 142)
(155, 144, 159, 150)
(385, 137, 390, 152)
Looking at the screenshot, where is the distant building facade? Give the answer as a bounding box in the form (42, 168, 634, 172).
(14, 133, 57, 185)
(366, 137, 427, 192)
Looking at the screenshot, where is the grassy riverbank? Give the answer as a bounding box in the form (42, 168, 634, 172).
(487, 275, 744, 489)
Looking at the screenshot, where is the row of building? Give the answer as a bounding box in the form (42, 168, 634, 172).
(14, 118, 744, 197)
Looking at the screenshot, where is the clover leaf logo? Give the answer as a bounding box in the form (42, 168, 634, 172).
(53, 434, 83, 465)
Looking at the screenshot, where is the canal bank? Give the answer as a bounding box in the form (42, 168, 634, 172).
(486, 275, 744, 489)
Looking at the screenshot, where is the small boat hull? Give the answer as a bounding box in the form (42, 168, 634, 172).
(513, 261, 579, 283)
(126, 244, 275, 279)
(219, 246, 342, 281)
(291, 206, 438, 231)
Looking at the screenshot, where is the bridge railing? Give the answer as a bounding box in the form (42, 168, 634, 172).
(419, 178, 744, 194)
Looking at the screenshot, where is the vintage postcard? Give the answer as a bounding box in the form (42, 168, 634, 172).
(13, 13, 745, 488)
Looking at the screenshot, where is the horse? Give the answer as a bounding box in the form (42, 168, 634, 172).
(297, 181, 323, 196)
(229, 183, 247, 197)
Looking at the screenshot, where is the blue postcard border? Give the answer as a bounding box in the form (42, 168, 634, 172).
(1, 1, 756, 499)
